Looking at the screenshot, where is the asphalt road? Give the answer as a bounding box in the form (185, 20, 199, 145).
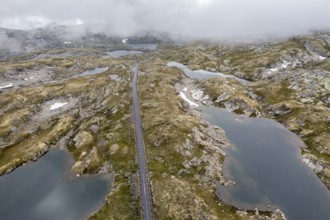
(132, 63, 153, 220)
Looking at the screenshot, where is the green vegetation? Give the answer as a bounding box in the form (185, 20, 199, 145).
(138, 60, 276, 219)
(2, 33, 329, 218)
(0, 54, 141, 219)
(0, 116, 75, 175)
(253, 81, 294, 104)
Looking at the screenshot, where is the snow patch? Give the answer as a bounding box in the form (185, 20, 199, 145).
(280, 62, 290, 69)
(183, 87, 188, 92)
(63, 42, 72, 44)
(122, 39, 128, 44)
(50, 102, 68, 110)
(179, 92, 199, 107)
(319, 56, 327, 61)
(0, 83, 13, 90)
(191, 90, 204, 101)
(109, 74, 120, 81)
(267, 61, 290, 73)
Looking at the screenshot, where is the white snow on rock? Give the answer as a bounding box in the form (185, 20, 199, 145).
(183, 87, 188, 92)
(191, 90, 204, 101)
(122, 39, 128, 44)
(267, 61, 290, 74)
(109, 74, 120, 81)
(63, 42, 72, 44)
(0, 83, 13, 90)
(50, 102, 68, 110)
(281, 61, 290, 69)
(179, 92, 199, 107)
(319, 56, 327, 61)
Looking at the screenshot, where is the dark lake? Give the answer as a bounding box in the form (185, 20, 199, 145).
(199, 106, 330, 220)
(0, 149, 111, 220)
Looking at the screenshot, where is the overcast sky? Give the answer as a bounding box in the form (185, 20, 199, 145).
(0, 0, 329, 39)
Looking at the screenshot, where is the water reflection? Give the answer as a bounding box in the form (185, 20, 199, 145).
(76, 67, 109, 77)
(0, 149, 111, 220)
(200, 106, 330, 220)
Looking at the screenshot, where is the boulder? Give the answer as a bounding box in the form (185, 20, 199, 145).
(73, 131, 94, 148)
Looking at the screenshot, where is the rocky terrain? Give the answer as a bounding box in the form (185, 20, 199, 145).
(2, 27, 330, 219)
(0, 26, 125, 59)
(0, 45, 142, 219)
(160, 34, 330, 189)
(137, 60, 286, 219)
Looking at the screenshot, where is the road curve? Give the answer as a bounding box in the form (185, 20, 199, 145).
(132, 63, 154, 220)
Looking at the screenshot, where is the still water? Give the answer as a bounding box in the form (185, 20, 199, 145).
(0, 149, 111, 220)
(129, 43, 157, 50)
(200, 106, 330, 220)
(76, 67, 109, 77)
(106, 50, 142, 58)
(167, 61, 249, 83)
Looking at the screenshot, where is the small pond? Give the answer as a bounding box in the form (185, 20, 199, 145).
(76, 67, 109, 77)
(106, 50, 143, 58)
(167, 61, 249, 83)
(0, 149, 111, 220)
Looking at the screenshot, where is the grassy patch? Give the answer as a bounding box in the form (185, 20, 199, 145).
(0, 116, 75, 175)
(89, 177, 141, 220)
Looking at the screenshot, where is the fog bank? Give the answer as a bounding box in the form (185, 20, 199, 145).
(0, 0, 329, 39)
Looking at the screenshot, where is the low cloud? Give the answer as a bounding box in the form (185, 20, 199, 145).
(0, 0, 329, 39)
(0, 33, 23, 53)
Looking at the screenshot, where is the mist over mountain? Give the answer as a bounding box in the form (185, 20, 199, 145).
(0, 0, 330, 40)
(1, 0, 330, 57)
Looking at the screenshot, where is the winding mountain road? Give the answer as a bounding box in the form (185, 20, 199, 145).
(132, 63, 154, 220)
